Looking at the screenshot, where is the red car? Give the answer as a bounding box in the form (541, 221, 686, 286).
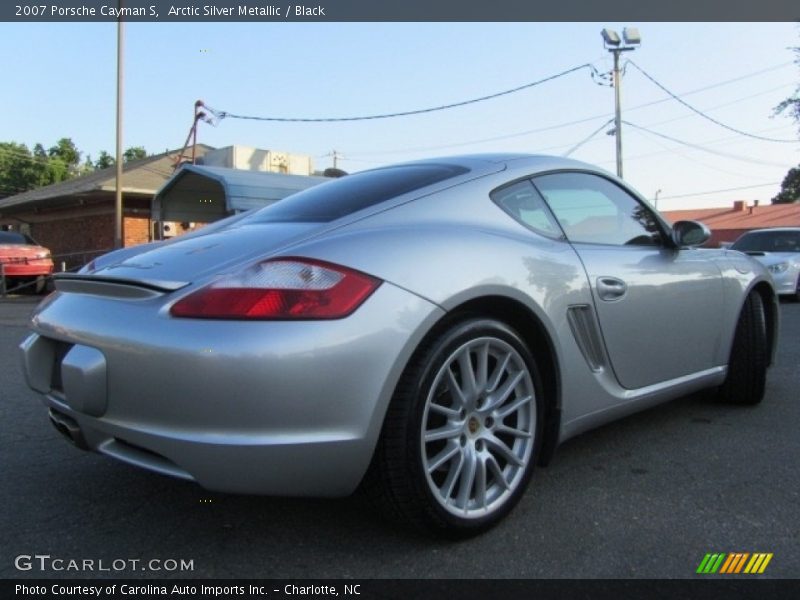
(0, 231, 54, 294)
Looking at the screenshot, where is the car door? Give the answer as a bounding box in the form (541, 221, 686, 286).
(532, 171, 724, 390)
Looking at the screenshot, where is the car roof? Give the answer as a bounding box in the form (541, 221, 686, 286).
(740, 227, 800, 234)
(390, 153, 611, 178)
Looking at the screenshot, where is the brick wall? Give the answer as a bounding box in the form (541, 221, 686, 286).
(124, 216, 151, 247)
(32, 214, 116, 271)
(29, 211, 152, 271)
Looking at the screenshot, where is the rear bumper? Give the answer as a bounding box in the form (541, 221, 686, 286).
(20, 283, 444, 496)
(39, 395, 376, 495)
(0, 264, 53, 277)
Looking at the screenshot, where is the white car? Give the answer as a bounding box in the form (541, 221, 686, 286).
(731, 228, 800, 301)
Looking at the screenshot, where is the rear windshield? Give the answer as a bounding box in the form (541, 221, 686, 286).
(243, 163, 468, 224)
(0, 231, 33, 245)
(732, 230, 800, 253)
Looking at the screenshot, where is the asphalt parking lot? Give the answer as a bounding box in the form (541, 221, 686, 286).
(1, 296, 798, 580)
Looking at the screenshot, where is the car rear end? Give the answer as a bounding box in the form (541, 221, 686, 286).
(0, 232, 54, 293)
(18, 158, 499, 495)
(21, 254, 443, 495)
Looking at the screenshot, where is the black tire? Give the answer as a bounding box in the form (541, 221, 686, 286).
(717, 291, 768, 405)
(363, 318, 542, 537)
(34, 275, 47, 295)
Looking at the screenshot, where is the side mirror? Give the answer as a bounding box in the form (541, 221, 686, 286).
(672, 220, 711, 248)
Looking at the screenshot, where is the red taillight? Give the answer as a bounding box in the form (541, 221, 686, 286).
(170, 258, 381, 320)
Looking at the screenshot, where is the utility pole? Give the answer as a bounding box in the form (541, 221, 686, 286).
(114, 15, 124, 249)
(611, 48, 623, 179)
(601, 27, 641, 179)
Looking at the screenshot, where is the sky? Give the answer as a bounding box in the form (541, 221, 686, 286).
(1, 21, 798, 211)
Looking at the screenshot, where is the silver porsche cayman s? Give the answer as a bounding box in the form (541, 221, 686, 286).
(20, 154, 778, 536)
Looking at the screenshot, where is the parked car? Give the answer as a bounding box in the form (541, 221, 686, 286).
(730, 228, 800, 301)
(20, 155, 779, 536)
(0, 231, 54, 294)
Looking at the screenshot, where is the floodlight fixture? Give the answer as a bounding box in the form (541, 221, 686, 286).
(601, 28, 621, 46)
(623, 27, 641, 45)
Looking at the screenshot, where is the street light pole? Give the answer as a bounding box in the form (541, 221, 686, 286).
(612, 48, 623, 179)
(114, 17, 124, 249)
(601, 27, 641, 180)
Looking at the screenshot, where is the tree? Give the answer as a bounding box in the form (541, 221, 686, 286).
(772, 42, 800, 204)
(48, 138, 80, 167)
(0, 138, 150, 197)
(80, 155, 95, 176)
(30, 144, 53, 187)
(1, 138, 84, 194)
(123, 146, 147, 162)
(46, 157, 69, 184)
(32, 143, 47, 160)
(0, 142, 39, 196)
(47, 137, 81, 182)
(772, 165, 800, 204)
(95, 151, 115, 169)
(94, 147, 148, 168)
(774, 44, 800, 136)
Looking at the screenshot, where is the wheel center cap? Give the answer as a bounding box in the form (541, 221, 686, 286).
(468, 416, 480, 434)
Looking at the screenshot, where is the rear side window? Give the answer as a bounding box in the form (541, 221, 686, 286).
(244, 163, 468, 224)
(491, 180, 563, 238)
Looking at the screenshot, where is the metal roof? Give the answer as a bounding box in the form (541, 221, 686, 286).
(152, 164, 330, 222)
(0, 145, 215, 214)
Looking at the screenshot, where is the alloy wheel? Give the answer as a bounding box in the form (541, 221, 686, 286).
(420, 336, 536, 518)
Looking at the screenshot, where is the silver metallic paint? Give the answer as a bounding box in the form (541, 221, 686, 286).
(26, 283, 444, 495)
(20, 154, 778, 496)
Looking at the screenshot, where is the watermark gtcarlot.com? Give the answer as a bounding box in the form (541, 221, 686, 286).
(15, 554, 194, 573)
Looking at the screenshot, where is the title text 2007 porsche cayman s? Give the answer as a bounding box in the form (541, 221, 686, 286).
(20, 154, 778, 536)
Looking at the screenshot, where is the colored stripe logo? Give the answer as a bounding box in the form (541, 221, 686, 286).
(696, 553, 773, 574)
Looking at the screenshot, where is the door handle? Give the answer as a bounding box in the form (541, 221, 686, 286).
(596, 276, 627, 301)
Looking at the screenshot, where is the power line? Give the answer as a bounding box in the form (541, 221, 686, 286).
(621, 61, 793, 113)
(344, 62, 795, 158)
(345, 114, 615, 158)
(627, 60, 798, 144)
(0, 146, 55, 165)
(562, 119, 615, 157)
(205, 63, 596, 123)
(635, 84, 795, 131)
(622, 121, 791, 168)
(626, 125, 779, 180)
(600, 124, 793, 166)
(345, 118, 792, 172)
(659, 182, 780, 200)
(0, 146, 95, 170)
